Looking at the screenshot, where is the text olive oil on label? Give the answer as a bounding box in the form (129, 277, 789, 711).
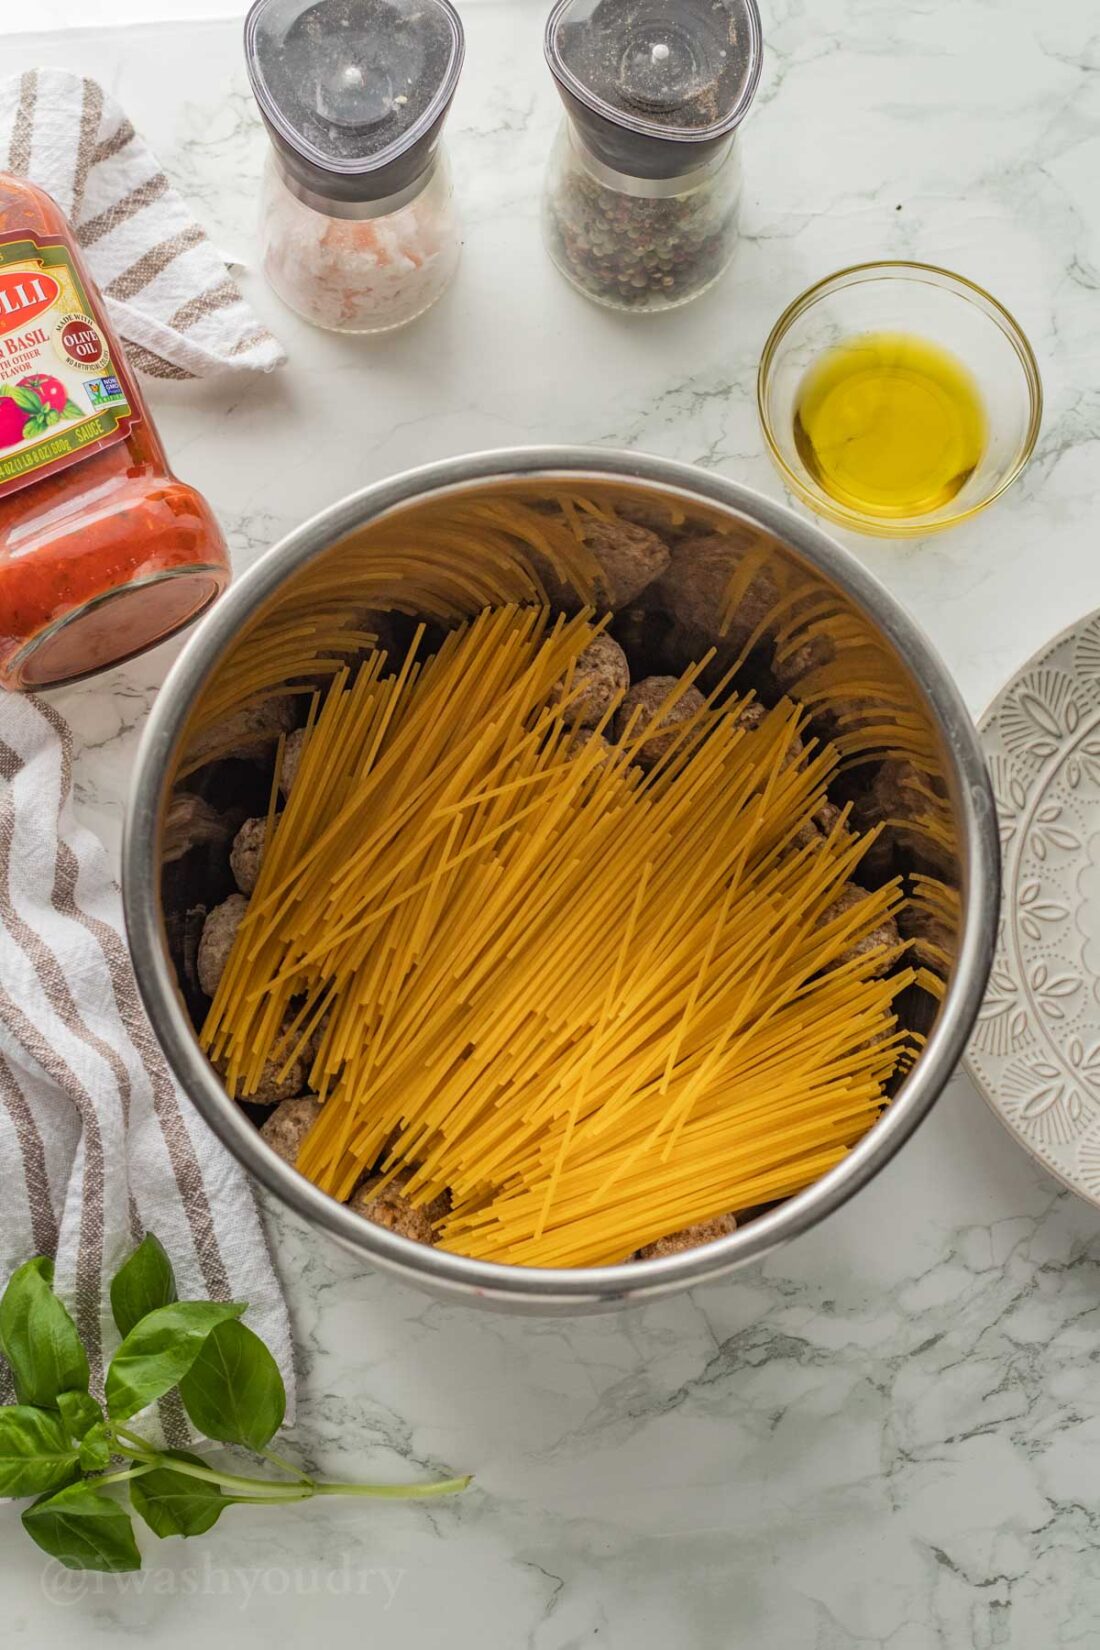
(793, 331, 987, 519)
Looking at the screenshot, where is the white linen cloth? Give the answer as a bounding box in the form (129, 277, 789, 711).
(0, 695, 293, 1417)
(0, 67, 285, 380)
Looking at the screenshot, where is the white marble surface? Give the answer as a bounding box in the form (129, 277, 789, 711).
(4, 1, 1100, 1644)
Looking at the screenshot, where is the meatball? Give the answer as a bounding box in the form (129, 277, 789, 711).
(735, 700, 766, 733)
(162, 793, 231, 864)
(732, 698, 806, 774)
(614, 496, 687, 537)
(899, 902, 954, 969)
(656, 534, 780, 651)
(815, 799, 844, 837)
(633, 1212, 738, 1260)
(259, 1096, 322, 1167)
(280, 727, 306, 798)
(569, 727, 615, 761)
(349, 1171, 450, 1245)
(793, 798, 847, 852)
(614, 677, 706, 769)
(229, 816, 270, 896)
(853, 760, 954, 878)
(247, 1049, 309, 1107)
(183, 698, 297, 774)
(579, 518, 671, 607)
(818, 885, 899, 976)
(197, 894, 248, 997)
(772, 632, 835, 692)
(558, 634, 630, 728)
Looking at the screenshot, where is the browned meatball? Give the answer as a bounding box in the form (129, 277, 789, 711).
(579, 518, 671, 607)
(614, 676, 706, 769)
(568, 727, 616, 765)
(183, 698, 297, 774)
(656, 534, 780, 652)
(349, 1171, 450, 1245)
(280, 726, 306, 798)
(247, 1049, 310, 1107)
(197, 894, 248, 998)
(733, 698, 806, 774)
(854, 760, 954, 877)
(818, 885, 899, 976)
(557, 634, 630, 727)
(259, 1096, 322, 1166)
(899, 902, 954, 968)
(772, 632, 835, 692)
(793, 798, 846, 852)
(162, 794, 231, 864)
(633, 1212, 737, 1260)
(229, 816, 270, 896)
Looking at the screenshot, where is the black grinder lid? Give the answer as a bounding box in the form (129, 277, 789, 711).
(545, 0, 762, 179)
(245, 0, 464, 207)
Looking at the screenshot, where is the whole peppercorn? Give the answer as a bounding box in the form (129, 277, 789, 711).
(544, 133, 741, 312)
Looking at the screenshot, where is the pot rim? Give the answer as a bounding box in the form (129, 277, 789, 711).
(122, 446, 999, 1310)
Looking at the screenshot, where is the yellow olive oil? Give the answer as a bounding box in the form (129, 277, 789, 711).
(793, 331, 987, 518)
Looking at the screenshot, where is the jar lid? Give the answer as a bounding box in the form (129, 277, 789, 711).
(545, 0, 762, 179)
(245, 0, 464, 207)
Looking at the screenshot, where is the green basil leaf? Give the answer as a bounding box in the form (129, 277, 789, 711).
(62, 400, 83, 418)
(57, 1390, 102, 1443)
(22, 1481, 141, 1573)
(130, 1450, 228, 1540)
(0, 1258, 89, 1407)
(46, 408, 61, 425)
(0, 1406, 79, 1498)
(9, 386, 42, 412)
(77, 1420, 112, 1472)
(105, 1300, 244, 1421)
(109, 1235, 178, 1339)
(178, 1319, 286, 1452)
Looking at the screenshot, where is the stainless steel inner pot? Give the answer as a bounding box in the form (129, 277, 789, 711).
(123, 448, 999, 1312)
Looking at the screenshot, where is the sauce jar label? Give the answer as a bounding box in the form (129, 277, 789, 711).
(0, 231, 138, 501)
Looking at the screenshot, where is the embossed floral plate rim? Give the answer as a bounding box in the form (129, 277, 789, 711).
(965, 603, 1100, 1208)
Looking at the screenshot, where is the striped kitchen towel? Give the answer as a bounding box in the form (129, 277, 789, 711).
(0, 695, 293, 1419)
(0, 67, 285, 380)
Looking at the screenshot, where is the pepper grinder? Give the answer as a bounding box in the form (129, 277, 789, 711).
(245, 0, 464, 334)
(542, 0, 763, 313)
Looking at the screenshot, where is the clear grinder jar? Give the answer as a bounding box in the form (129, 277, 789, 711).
(543, 0, 762, 313)
(245, 0, 464, 334)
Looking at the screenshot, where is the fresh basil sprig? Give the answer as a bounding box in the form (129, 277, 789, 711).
(0, 1238, 470, 1572)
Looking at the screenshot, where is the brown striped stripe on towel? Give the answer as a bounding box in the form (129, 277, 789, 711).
(0, 68, 285, 381)
(0, 696, 292, 1419)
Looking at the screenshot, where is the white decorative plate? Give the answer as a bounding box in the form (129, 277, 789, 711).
(966, 606, 1100, 1206)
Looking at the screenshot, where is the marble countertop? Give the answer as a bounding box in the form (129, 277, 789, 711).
(4, 1, 1100, 1644)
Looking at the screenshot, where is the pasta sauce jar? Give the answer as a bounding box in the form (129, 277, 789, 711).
(0, 173, 229, 691)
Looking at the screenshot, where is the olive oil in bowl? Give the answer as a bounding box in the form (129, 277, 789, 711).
(792, 332, 987, 520)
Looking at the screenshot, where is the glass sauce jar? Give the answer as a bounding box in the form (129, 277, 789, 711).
(0, 176, 229, 691)
(246, 0, 465, 335)
(542, 0, 763, 313)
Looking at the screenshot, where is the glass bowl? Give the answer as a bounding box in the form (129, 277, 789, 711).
(757, 262, 1042, 538)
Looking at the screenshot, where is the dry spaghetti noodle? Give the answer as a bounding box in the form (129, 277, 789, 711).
(199, 603, 917, 1267)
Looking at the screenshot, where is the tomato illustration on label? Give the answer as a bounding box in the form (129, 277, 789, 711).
(0, 372, 84, 448)
(0, 236, 137, 490)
